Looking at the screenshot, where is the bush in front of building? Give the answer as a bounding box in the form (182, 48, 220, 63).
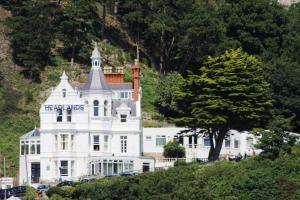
(47, 146, 300, 199)
(47, 186, 73, 199)
(163, 141, 185, 158)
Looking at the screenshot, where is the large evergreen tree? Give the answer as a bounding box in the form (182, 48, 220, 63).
(174, 49, 272, 161)
(8, 0, 59, 81)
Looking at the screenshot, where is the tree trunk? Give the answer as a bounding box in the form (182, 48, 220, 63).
(208, 130, 215, 161)
(102, 0, 106, 34)
(113, 1, 118, 20)
(208, 128, 228, 161)
(71, 45, 75, 67)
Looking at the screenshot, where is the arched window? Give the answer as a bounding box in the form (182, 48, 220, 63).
(62, 89, 66, 98)
(93, 100, 99, 116)
(104, 100, 108, 116)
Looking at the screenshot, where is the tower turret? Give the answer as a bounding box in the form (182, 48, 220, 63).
(91, 43, 101, 68)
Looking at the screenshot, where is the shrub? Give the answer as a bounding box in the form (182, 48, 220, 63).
(163, 141, 185, 158)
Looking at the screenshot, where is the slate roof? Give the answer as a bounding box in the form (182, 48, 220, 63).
(112, 99, 136, 116)
(80, 67, 110, 91)
(20, 128, 40, 139)
(108, 83, 133, 90)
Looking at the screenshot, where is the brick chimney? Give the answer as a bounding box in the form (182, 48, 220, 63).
(133, 59, 140, 101)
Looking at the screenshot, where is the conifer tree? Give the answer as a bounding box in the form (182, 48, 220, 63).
(174, 49, 272, 161)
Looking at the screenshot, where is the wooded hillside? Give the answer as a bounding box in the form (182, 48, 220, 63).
(0, 0, 299, 175)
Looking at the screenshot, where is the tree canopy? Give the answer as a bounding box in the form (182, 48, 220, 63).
(174, 49, 272, 160)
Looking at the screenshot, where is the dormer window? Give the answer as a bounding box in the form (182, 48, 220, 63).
(62, 89, 66, 98)
(120, 114, 127, 122)
(93, 100, 99, 116)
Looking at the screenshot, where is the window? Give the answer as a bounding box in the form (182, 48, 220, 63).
(71, 135, 74, 150)
(145, 136, 152, 140)
(120, 136, 127, 153)
(120, 114, 127, 122)
(120, 92, 129, 99)
(225, 139, 231, 148)
(179, 136, 184, 145)
(93, 135, 100, 151)
(67, 108, 72, 122)
(62, 89, 66, 98)
(55, 135, 58, 150)
(71, 161, 75, 176)
(203, 138, 211, 147)
(156, 135, 166, 146)
(60, 134, 69, 150)
(21, 141, 25, 155)
(56, 109, 63, 122)
(60, 161, 68, 176)
(143, 163, 150, 172)
(247, 137, 254, 147)
(37, 141, 40, 154)
(104, 100, 108, 116)
(25, 141, 29, 155)
(93, 100, 99, 116)
(30, 141, 35, 154)
(234, 140, 239, 148)
(104, 135, 109, 151)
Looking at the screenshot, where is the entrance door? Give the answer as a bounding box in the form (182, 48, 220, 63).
(142, 163, 150, 172)
(31, 163, 40, 183)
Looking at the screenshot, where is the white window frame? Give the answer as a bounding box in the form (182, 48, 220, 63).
(104, 135, 109, 152)
(93, 135, 100, 151)
(62, 89, 67, 98)
(234, 139, 239, 149)
(120, 136, 127, 153)
(60, 160, 68, 176)
(56, 109, 63, 122)
(67, 108, 72, 122)
(225, 139, 231, 148)
(120, 114, 127, 123)
(60, 134, 69, 150)
(203, 138, 211, 147)
(156, 135, 166, 146)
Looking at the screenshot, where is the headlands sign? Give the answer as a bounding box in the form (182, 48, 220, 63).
(44, 105, 84, 111)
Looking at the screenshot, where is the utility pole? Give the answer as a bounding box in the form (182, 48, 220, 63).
(3, 157, 6, 177)
(3, 157, 7, 200)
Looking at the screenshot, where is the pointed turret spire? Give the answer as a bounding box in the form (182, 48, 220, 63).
(91, 42, 101, 68)
(80, 44, 110, 91)
(60, 71, 68, 81)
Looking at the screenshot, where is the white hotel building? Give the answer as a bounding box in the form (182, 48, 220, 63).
(19, 46, 260, 186)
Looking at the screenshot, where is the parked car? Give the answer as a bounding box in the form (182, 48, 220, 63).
(104, 174, 119, 178)
(56, 181, 74, 187)
(37, 184, 51, 193)
(119, 172, 139, 177)
(80, 178, 96, 183)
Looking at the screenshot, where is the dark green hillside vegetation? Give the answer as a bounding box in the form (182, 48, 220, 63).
(46, 147, 300, 200)
(0, 0, 300, 175)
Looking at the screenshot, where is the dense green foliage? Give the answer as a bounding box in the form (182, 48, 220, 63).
(163, 141, 185, 158)
(2, 0, 300, 131)
(0, 0, 300, 178)
(174, 49, 272, 160)
(257, 115, 296, 160)
(46, 147, 300, 200)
